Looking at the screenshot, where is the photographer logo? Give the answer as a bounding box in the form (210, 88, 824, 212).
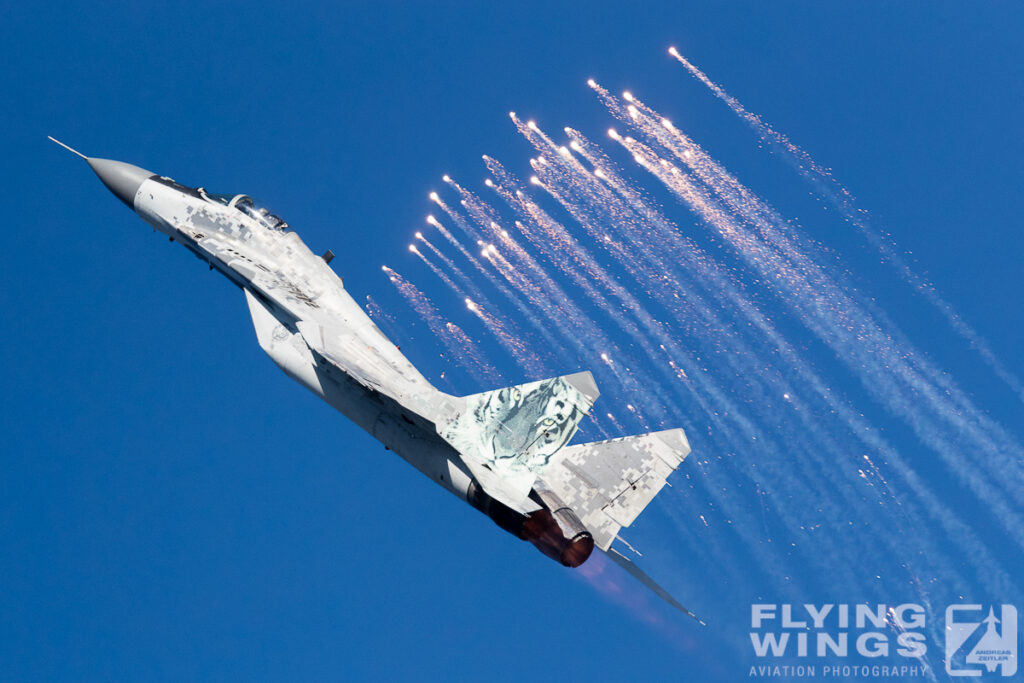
(945, 605, 1017, 677)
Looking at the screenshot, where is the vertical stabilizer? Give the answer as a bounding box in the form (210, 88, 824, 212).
(436, 371, 599, 512)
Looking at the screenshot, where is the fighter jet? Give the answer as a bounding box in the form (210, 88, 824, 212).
(53, 137, 703, 624)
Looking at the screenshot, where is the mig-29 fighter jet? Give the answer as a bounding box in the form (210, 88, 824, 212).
(52, 137, 702, 624)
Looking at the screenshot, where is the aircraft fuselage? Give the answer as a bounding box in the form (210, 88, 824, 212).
(129, 172, 589, 565)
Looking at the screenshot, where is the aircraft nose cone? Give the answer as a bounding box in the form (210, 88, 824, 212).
(87, 158, 155, 208)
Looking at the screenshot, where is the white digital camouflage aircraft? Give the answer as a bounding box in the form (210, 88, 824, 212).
(54, 138, 703, 624)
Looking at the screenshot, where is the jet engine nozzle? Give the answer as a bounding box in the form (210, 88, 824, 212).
(523, 483, 594, 567)
(467, 478, 595, 567)
(521, 507, 595, 567)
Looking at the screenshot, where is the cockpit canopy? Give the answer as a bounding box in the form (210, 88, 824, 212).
(152, 176, 290, 232)
(200, 190, 289, 231)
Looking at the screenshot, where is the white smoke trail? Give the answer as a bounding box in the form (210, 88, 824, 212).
(444, 321, 504, 386)
(415, 231, 470, 286)
(461, 296, 546, 377)
(487, 156, 880, 561)
(668, 47, 1024, 403)
(511, 118, 1017, 596)
(364, 295, 406, 347)
(420, 215, 517, 323)
(501, 128, 899, 592)
(428, 192, 578, 375)
(444, 177, 692, 427)
(597, 82, 1024, 488)
(574, 124, 1017, 592)
(380, 65, 1022, 647)
(448, 201, 688, 432)
(604, 101, 1024, 558)
(425, 172, 791, 583)
(381, 266, 504, 387)
(486, 160, 749, 439)
(409, 243, 466, 298)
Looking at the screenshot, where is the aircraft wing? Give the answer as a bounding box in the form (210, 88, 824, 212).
(539, 428, 690, 550)
(294, 320, 383, 392)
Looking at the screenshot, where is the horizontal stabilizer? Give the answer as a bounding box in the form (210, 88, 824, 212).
(437, 371, 599, 512)
(604, 547, 705, 625)
(540, 428, 690, 549)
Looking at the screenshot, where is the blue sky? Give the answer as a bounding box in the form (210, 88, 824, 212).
(3, 2, 1023, 681)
